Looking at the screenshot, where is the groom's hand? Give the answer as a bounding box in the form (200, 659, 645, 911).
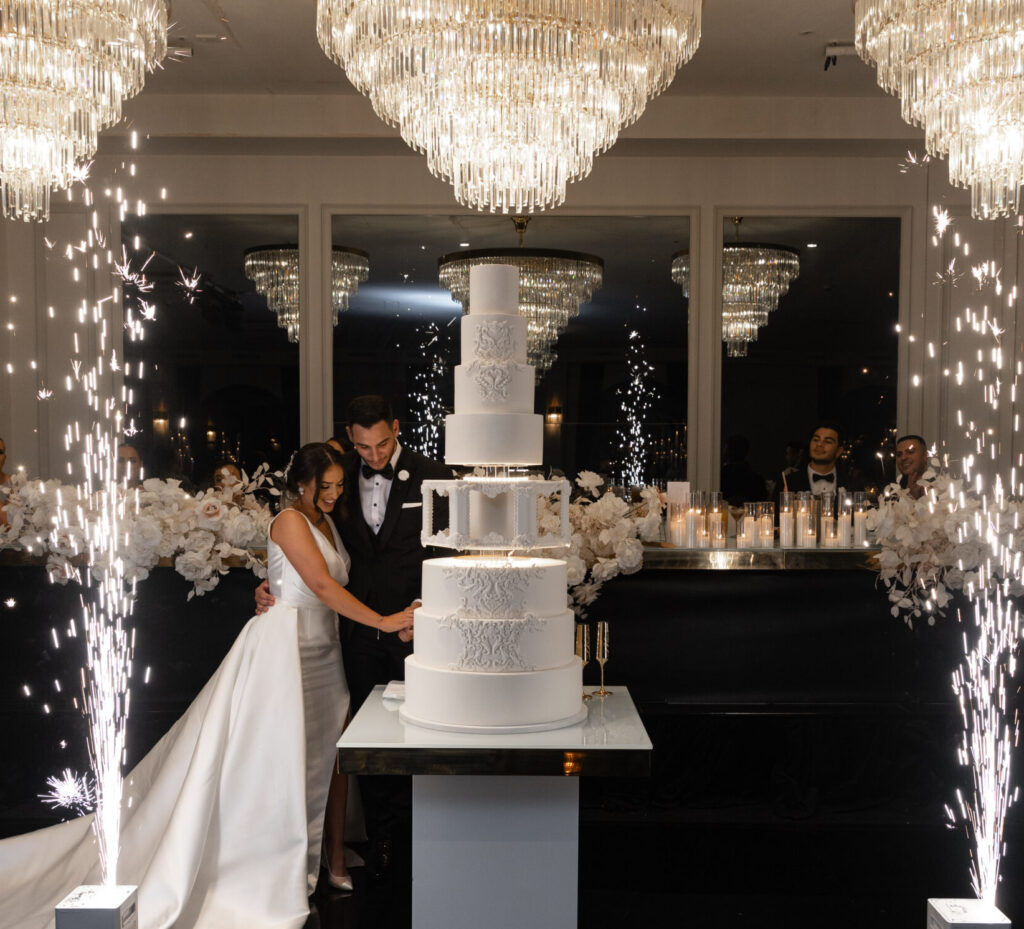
(254, 579, 275, 614)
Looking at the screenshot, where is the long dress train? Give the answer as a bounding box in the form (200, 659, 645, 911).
(0, 511, 350, 929)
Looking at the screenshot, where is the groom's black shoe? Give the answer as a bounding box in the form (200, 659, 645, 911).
(367, 837, 393, 880)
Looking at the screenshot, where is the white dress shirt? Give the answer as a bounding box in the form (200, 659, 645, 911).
(808, 464, 838, 496)
(359, 442, 402, 534)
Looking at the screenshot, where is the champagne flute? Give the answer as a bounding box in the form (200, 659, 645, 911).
(591, 621, 613, 696)
(575, 623, 592, 701)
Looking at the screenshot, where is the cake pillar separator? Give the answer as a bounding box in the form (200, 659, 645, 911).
(422, 486, 434, 542)
(452, 483, 470, 543)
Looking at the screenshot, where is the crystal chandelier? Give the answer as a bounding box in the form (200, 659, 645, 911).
(316, 0, 701, 213)
(243, 245, 369, 343)
(438, 220, 602, 379)
(0, 0, 168, 222)
(856, 0, 1024, 219)
(671, 221, 800, 358)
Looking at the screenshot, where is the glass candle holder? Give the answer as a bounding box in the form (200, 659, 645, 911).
(758, 501, 775, 548)
(819, 491, 836, 548)
(707, 491, 726, 548)
(837, 496, 852, 548)
(668, 501, 686, 546)
(853, 491, 869, 547)
(797, 491, 816, 548)
(685, 490, 704, 548)
(778, 491, 795, 547)
(737, 501, 759, 547)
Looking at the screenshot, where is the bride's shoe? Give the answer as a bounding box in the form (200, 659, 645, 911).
(321, 848, 354, 893)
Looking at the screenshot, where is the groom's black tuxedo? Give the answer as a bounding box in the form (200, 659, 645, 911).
(333, 445, 452, 617)
(332, 443, 452, 851)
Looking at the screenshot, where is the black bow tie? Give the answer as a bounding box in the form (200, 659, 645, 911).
(361, 462, 394, 481)
(812, 472, 835, 483)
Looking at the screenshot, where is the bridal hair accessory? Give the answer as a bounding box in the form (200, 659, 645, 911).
(398, 469, 409, 482)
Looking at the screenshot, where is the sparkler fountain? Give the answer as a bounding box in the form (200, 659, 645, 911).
(615, 327, 659, 487)
(906, 189, 1024, 924)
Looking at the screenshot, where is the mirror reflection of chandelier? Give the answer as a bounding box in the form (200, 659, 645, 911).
(316, 0, 701, 213)
(243, 245, 370, 343)
(0, 0, 167, 222)
(437, 219, 603, 379)
(671, 220, 800, 359)
(856, 0, 1024, 219)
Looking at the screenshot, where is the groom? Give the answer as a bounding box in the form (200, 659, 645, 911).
(337, 395, 452, 876)
(260, 395, 451, 876)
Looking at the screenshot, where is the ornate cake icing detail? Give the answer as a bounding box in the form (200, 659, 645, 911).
(436, 613, 545, 671)
(473, 317, 517, 362)
(467, 360, 512, 402)
(443, 561, 544, 618)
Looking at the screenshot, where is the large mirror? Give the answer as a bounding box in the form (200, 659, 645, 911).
(716, 216, 901, 500)
(331, 214, 690, 482)
(120, 213, 301, 488)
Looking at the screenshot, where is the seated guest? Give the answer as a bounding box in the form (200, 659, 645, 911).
(212, 460, 244, 495)
(720, 434, 766, 506)
(778, 421, 863, 497)
(116, 443, 144, 487)
(895, 434, 931, 499)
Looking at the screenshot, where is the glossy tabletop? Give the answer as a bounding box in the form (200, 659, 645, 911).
(338, 685, 652, 777)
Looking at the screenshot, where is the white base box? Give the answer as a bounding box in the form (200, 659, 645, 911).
(55, 885, 138, 929)
(927, 898, 1011, 929)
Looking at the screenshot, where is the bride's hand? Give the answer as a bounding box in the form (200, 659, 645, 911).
(379, 606, 415, 635)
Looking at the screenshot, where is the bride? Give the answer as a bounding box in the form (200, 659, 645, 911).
(0, 442, 414, 929)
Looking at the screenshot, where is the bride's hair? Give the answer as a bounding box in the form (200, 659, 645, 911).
(283, 442, 347, 518)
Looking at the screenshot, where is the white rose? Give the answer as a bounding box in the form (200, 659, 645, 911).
(197, 495, 225, 529)
(565, 555, 588, 586)
(222, 511, 258, 548)
(575, 471, 604, 498)
(175, 549, 215, 582)
(614, 538, 644, 573)
(591, 557, 620, 583)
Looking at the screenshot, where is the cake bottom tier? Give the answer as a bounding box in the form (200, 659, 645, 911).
(400, 655, 586, 733)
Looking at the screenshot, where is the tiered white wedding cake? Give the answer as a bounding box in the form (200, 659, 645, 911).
(400, 264, 586, 733)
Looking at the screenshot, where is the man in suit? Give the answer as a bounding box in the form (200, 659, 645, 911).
(337, 395, 452, 877)
(776, 421, 863, 498)
(895, 433, 930, 499)
(258, 395, 451, 878)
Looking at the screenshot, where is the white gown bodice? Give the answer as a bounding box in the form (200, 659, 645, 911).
(268, 510, 350, 641)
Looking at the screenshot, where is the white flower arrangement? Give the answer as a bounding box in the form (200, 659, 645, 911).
(0, 465, 279, 600)
(537, 473, 664, 618)
(866, 462, 1021, 627)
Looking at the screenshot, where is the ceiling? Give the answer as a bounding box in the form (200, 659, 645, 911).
(153, 1, 881, 99)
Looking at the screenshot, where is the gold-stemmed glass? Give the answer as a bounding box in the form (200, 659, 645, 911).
(575, 623, 592, 701)
(591, 620, 613, 696)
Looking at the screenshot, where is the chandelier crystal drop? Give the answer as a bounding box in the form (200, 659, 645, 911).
(243, 245, 369, 343)
(0, 0, 168, 222)
(671, 244, 800, 358)
(855, 0, 1024, 219)
(316, 0, 701, 213)
(438, 248, 603, 379)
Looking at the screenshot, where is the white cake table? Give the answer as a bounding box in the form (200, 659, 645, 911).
(339, 685, 652, 929)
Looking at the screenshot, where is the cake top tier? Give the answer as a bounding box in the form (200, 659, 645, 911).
(469, 264, 519, 316)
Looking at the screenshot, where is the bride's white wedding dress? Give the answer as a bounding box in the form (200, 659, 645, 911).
(0, 511, 350, 929)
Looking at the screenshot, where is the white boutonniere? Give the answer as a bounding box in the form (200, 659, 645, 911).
(398, 469, 410, 482)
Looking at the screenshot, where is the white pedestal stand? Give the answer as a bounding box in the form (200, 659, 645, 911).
(413, 775, 578, 928)
(339, 686, 651, 929)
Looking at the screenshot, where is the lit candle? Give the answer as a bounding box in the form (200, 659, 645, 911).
(837, 512, 851, 548)
(668, 501, 686, 546)
(708, 492, 725, 548)
(779, 492, 794, 547)
(853, 509, 868, 547)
